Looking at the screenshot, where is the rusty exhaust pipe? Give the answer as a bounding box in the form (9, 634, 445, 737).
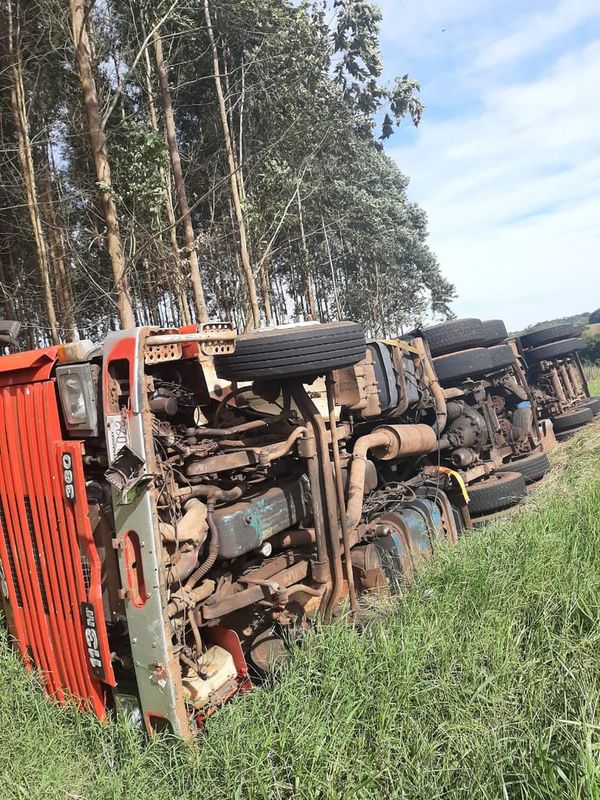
(412, 337, 447, 434)
(326, 373, 358, 615)
(346, 424, 438, 530)
(292, 383, 343, 622)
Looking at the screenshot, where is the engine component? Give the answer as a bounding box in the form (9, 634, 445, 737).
(181, 645, 238, 709)
(332, 349, 381, 417)
(412, 336, 446, 432)
(149, 389, 178, 417)
(443, 405, 488, 450)
(160, 499, 208, 544)
(210, 478, 310, 559)
(450, 447, 477, 468)
(346, 424, 438, 529)
(353, 498, 444, 592)
(367, 340, 400, 413)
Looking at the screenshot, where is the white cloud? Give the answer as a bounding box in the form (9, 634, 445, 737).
(376, 0, 494, 46)
(476, 0, 600, 70)
(383, 3, 600, 329)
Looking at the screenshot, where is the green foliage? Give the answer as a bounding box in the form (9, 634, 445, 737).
(333, 0, 423, 134)
(110, 122, 169, 215)
(582, 333, 600, 364)
(0, 0, 453, 341)
(589, 308, 600, 325)
(1, 423, 600, 798)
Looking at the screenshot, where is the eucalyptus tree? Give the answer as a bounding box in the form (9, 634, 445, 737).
(0, 0, 455, 341)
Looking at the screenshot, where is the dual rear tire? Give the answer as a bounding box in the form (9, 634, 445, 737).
(423, 318, 507, 357)
(214, 321, 366, 381)
(466, 471, 527, 516)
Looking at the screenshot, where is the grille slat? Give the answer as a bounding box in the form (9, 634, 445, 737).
(0, 497, 23, 607)
(0, 380, 114, 718)
(24, 498, 49, 614)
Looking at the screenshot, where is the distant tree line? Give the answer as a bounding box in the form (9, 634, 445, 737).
(0, 0, 454, 346)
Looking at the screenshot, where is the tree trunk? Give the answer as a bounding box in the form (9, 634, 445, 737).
(70, 0, 136, 329)
(39, 162, 76, 340)
(258, 259, 273, 326)
(143, 33, 191, 326)
(0, 249, 16, 320)
(204, 0, 260, 329)
(153, 31, 208, 324)
(6, 0, 59, 343)
(297, 190, 317, 320)
(322, 215, 342, 320)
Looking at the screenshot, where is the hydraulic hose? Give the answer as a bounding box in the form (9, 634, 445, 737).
(184, 502, 219, 589)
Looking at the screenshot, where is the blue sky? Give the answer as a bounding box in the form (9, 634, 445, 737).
(377, 0, 600, 330)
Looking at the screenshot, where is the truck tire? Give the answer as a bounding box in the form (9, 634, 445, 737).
(432, 347, 493, 385)
(498, 452, 550, 484)
(520, 324, 581, 349)
(214, 321, 366, 380)
(423, 318, 484, 356)
(480, 319, 507, 346)
(584, 396, 600, 416)
(488, 344, 516, 370)
(525, 337, 586, 364)
(551, 406, 594, 432)
(467, 472, 527, 515)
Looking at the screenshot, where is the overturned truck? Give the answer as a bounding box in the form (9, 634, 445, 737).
(0, 317, 595, 736)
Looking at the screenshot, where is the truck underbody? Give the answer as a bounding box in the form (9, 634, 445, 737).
(0, 316, 596, 736)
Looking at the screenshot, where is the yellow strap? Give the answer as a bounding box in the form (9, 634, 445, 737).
(430, 466, 470, 503)
(378, 338, 420, 355)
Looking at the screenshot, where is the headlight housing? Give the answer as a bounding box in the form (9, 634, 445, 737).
(56, 363, 99, 437)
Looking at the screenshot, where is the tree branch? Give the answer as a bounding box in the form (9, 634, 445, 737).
(101, 0, 180, 127)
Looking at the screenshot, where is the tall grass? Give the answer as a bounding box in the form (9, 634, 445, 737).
(583, 362, 600, 395)
(1, 423, 600, 799)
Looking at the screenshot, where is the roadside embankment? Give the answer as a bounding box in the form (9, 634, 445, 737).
(1, 421, 600, 799)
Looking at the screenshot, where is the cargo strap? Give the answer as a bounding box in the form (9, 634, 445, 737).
(378, 338, 420, 355)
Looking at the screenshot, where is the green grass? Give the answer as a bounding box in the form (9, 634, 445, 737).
(2, 424, 600, 799)
(583, 362, 600, 395)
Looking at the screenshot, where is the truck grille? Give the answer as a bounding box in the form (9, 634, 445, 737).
(0, 380, 114, 717)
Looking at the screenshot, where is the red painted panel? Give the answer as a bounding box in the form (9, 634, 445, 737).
(0, 347, 58, 387)
(0, 380, 114, 719)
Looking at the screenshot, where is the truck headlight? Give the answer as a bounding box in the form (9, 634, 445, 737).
(56, 363, 99, 437)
